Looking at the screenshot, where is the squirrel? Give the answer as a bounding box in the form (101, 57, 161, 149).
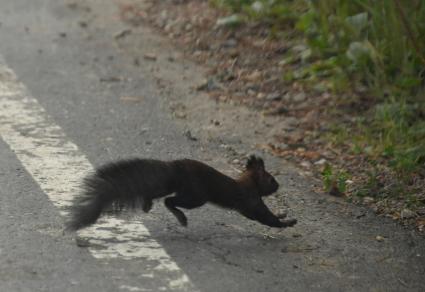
(66, 155, 297, 231)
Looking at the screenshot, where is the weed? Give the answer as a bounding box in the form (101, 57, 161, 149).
(322, 163, 350, 194)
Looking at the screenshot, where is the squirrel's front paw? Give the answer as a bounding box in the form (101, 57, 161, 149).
(276, 212, 287, 219)
(281, 218, 297, 227)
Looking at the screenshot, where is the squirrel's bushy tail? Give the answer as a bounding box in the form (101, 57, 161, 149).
(66, 159, 177, 231)
(65, 176, 116, 231)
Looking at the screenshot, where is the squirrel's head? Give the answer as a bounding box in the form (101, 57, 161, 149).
(244, 155, 279, 196)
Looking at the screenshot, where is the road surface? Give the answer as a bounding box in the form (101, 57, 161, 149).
(0, 0, 424, 291)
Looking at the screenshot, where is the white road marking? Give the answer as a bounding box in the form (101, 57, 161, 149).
(0, 57, 195, 291)
(120, 285, 151, 292)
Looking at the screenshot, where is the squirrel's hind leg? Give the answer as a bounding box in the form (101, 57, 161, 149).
(164, 195, 206, 226)
(141, 198, 153, 213)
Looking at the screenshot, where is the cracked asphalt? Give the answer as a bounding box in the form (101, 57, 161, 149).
(0, 0, 424, 291)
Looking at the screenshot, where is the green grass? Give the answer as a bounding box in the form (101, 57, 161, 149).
(370, 102, 425, 176)
(212, 1, 425, 96)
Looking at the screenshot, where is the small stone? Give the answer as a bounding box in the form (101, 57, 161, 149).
(184, 23, 193, 31)
(247, 89, 256, 96)
(300, 161, 312, 169)
(193, 50, 203, 57)
(363, 197, 375, 204)
(293, 92, 306, 102)
(164, 23, 174, 32)
(143, 53, 157, 61)
(251, 1, 264, 12)
(292, 44, 308, 53)
(196, 79, 209, 90)
(246, 70, 262, 81)
(375, 235, 385, 242)
(282, 92, 292, 102)
(228, 49, 239, 58)
(400, 208, 416, 219)
(174, 111, 186, 119)
(286, 117, 299, 127)
(266, 92, 282, 101)
(275, 142, 288, 150)
(160, 10, 168, 20)
(75, 237, 90, 247)
(216, 14, 241, 28)
(314, 158, 327, 166)
(232, 159, 240, 164)
(264, 105, 288, 115)
(303, 171, 314, 177)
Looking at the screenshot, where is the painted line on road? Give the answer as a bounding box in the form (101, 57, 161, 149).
(0, 57, 195, 291)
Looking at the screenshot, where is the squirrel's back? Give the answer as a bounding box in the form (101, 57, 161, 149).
(93, 158, 178, 200)
(173, 159, 241, 207)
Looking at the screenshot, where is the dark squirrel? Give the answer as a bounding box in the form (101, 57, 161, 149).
(66, 155, 297, 231)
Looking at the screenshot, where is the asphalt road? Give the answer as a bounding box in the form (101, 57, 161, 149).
(0, 0, 424, 291)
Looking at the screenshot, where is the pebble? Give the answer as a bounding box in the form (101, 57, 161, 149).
(216, 14, 241, 27)
(400, 208, 416, 219)
(293, 92, 307, 102)
(251, 1, 264, 12)
(300, 161, 312, 169)
(375, 235, 385, 242)
(143, 53, 157, 61)
(247, 89, 256, 96)
(266, 92, 282, 101)
(314, 158, 327, 165)
(174, 111, 186, 119)
(363, 196, 375, 204)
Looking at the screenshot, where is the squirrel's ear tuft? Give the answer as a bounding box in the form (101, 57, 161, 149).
(246, 155, 265, 170)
